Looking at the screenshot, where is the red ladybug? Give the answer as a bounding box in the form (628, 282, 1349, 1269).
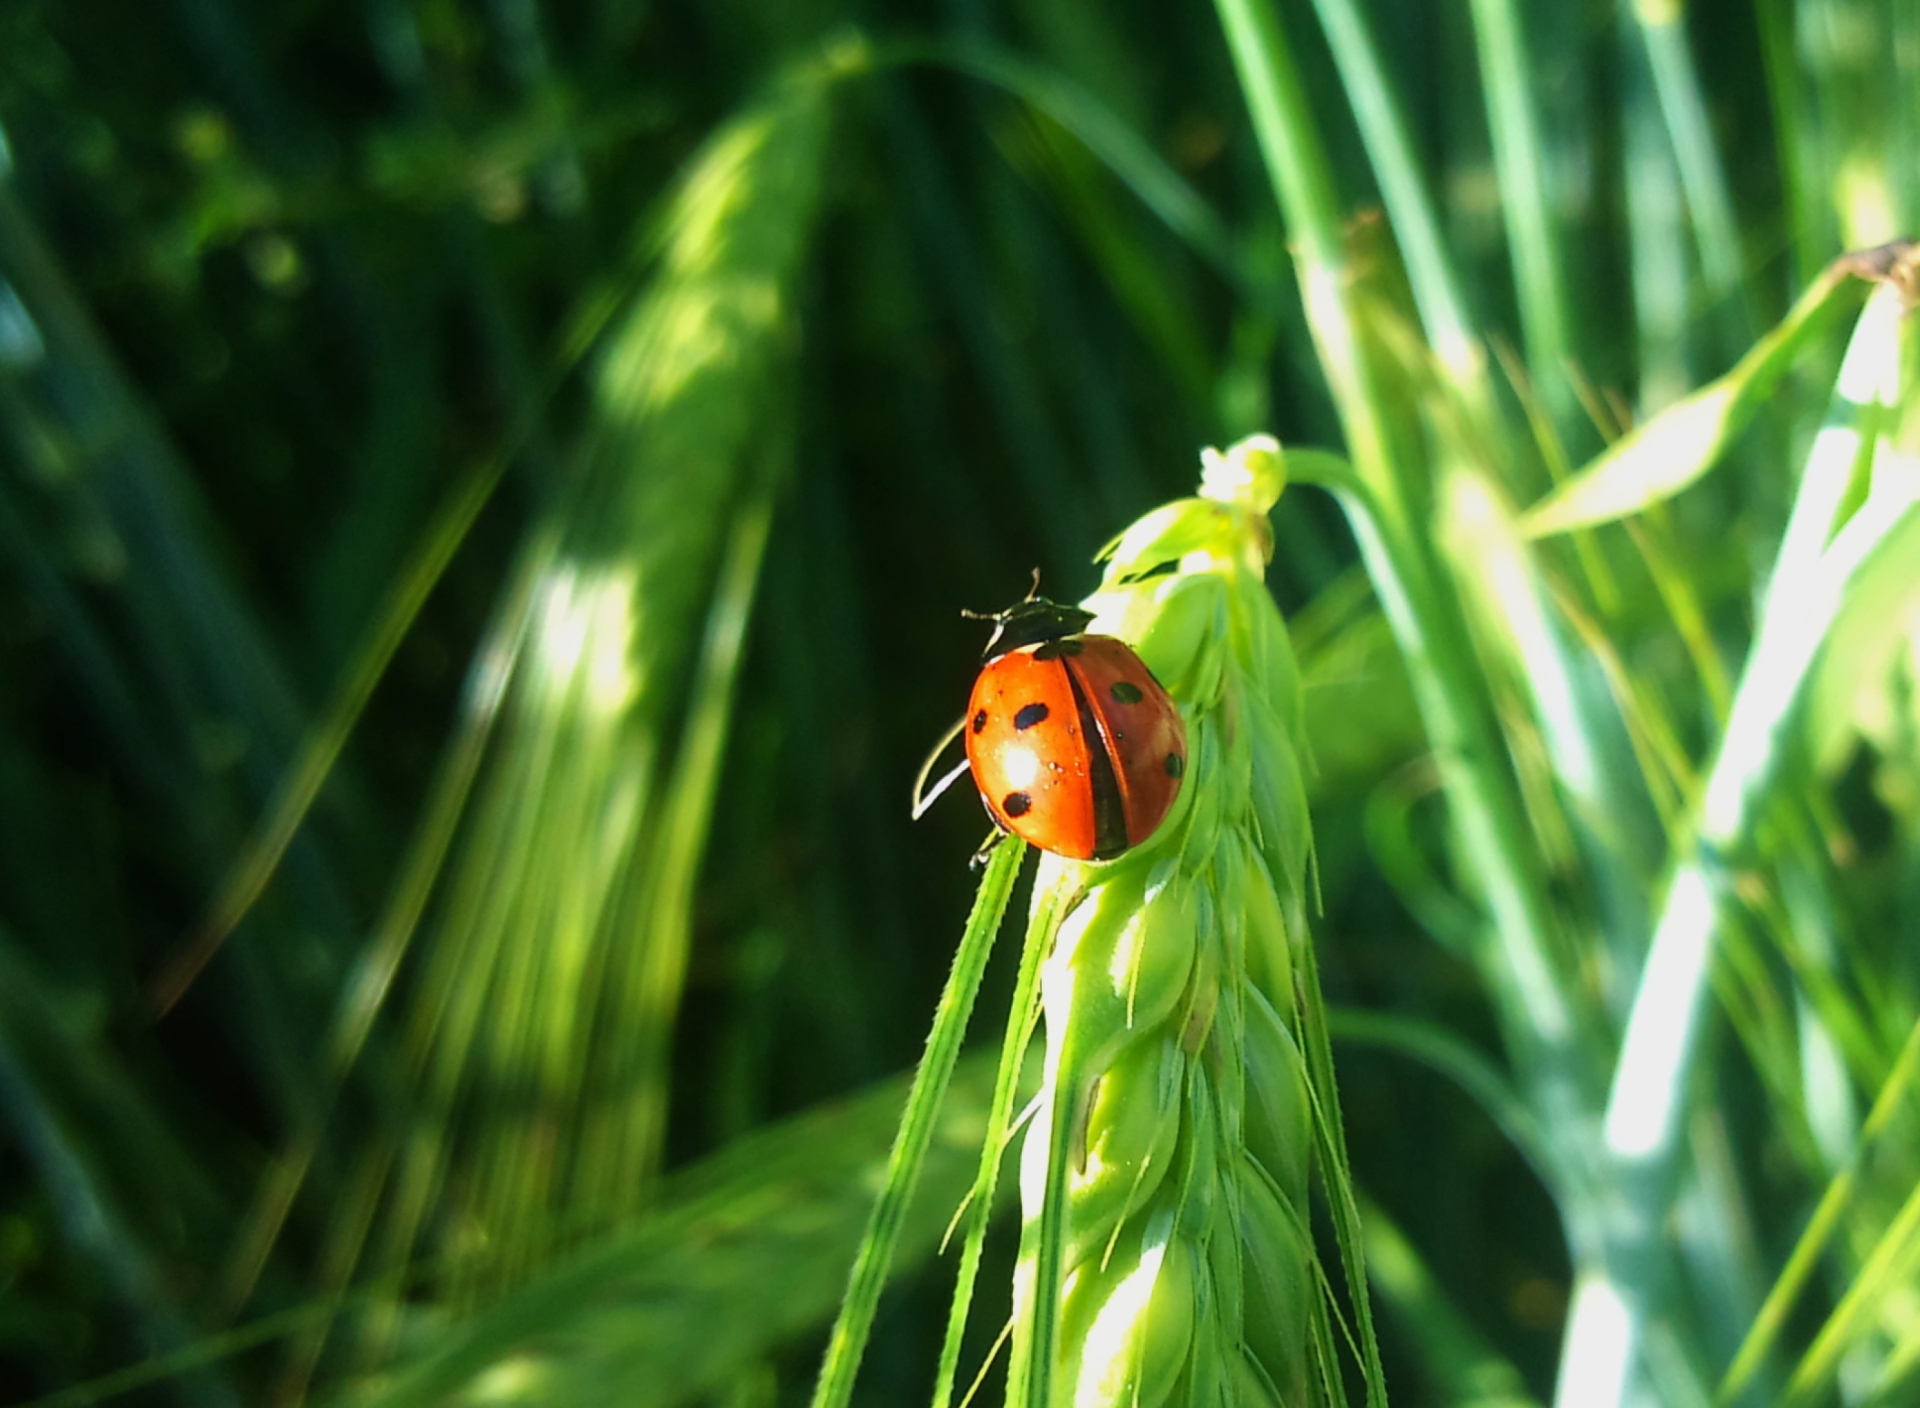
(918, 594, 1187, 861)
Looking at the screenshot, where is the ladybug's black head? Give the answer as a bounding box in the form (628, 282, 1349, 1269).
(969, 595, 1095, 661)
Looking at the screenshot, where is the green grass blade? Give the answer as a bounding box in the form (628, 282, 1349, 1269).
(930, 879, 1057, 1408)
(217, 543, 535, 1312)
(1286, 452, 1592, 1127)
(1210, 0, 1395, 484)
(1783, 1174, 1920, 1404)
(1214, 0, 1594, 1130)
(1465, 0, 1574, 425)
(1301, 0, 1482, 390)
(264, 68, 839, 1382)
(339, 1050, 1011, 1408)
(809, 838, 1025, 1408)
(888, 40, 1244, 284)
(1522, 254, 1875, 536)
(1618, 8, 1697, 412)
(1631, 1, 1747, 313)
(149, 450, 508, 1016)
(1719, 1014, 1920, 1402)
(1565, 280, 1920, 1408)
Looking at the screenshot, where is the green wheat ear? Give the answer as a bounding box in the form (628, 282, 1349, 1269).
(811, 437, 1383, 1408)
(997, 434, 1385, 1408)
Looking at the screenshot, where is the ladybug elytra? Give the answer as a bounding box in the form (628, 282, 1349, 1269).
(951, 594, 1187, 861)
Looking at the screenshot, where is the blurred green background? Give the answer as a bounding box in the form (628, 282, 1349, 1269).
(2, 0, 1918, 1405)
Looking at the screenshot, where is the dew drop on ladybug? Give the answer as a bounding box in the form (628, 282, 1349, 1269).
(961, 596, 1186, 861)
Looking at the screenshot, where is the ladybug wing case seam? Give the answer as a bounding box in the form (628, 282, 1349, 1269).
(1060, 663, 1131, 861)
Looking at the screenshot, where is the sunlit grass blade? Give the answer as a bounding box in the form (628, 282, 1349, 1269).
(1782, 1176, 1920, 1405)
(1300, 0, 1482, 395)
(1438, 466, 1658, 1000)
(809, 837, 1025, 1408)
(1719, 1014, 1920, 1402)
(1210, 0, 1399, 491)
(239, 63, 844, 1390)
(1464, 0, 1575, 430)
(218, 542, 536, 1312)
(1565, 276, 1920, 1408)
(1630, 0, 1747, 318)
(1283, 451, 1592, 1128)
(1213, 3, 1594, 1137)
(1522, 251, 1883, 536)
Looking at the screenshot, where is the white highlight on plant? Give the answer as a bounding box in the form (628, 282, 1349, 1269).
(1604, 864, 1714, 1160)
(532, 562, 641, 718)
(0, 282, 42, 370)
(1072, 1225, 1170, 1402)
(467, 1354, 550, 1404)
(1554, 1274, 1635, 1408)
(1451, 471, 1601, 808)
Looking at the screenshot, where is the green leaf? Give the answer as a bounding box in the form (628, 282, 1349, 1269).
(1521, 258, 1870, 537)
(809, 838, 1025, 1408)
(343, 1049, 1013, 1408)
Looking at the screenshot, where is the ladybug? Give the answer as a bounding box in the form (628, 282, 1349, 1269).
(916, 592, 1187, 861)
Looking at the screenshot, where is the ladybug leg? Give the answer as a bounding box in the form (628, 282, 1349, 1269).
(968, 829, 1007, 872)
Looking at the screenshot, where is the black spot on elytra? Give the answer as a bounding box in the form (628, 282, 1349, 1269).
(971, 710, 988, 734)
(1032, 637, 1085, 660)
(1014, 701, 1050, 730)
(1109, 681, 1144, 705)
(1165, 753, 1184, 778)
(1003, 791, 1033, 817)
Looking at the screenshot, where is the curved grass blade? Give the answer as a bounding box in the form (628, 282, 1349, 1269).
(1522, 251, 1885, 537)
(148, 449, 508, 1016)
(809, 837, 1026, 1408)
(146, 197, 671, 1016)
(1213, 0, 1595, 1145)
(881, 40, 1244, 286)
(253, 67, 839, 1392)
(1564, 279, 1920, 1408)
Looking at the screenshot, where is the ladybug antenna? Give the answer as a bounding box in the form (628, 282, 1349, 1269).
(910, 714, 973, 820)
(958, 568, 1042, 621)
